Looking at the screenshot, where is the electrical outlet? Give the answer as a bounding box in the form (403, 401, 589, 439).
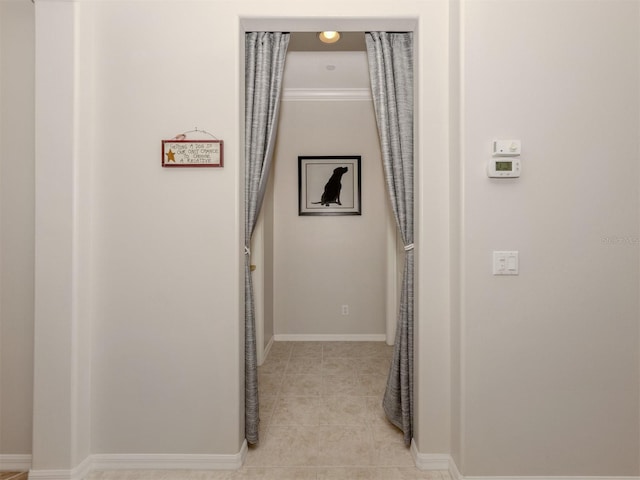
(341, 305, 349, 315)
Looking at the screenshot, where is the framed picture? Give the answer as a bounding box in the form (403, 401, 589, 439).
(161, 140, 223, 167)
(298, 156, 361, 216)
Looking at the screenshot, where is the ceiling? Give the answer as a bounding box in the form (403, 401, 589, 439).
(283, 32, 369, 90)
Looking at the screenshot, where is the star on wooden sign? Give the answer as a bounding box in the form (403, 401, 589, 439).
(165, 149, 176, 163)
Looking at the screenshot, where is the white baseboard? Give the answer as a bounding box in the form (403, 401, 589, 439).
(273, 334, 386, 342)
(91, 441, 247, 471)
(410, 440, 452, 471)
(0, 454, 32, 471)
(410, 443, 640, 480)
(448, 455, 463, 480)
(410, 441, 639, 480)
(464, 478, 640, 480)
(27, 442, 247, 479)
(29, 455, 91, 480)
(260, 335, 274, 365)
(0, 455, 31, 472)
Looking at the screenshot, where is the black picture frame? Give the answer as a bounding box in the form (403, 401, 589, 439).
(298, 156, 361, 216)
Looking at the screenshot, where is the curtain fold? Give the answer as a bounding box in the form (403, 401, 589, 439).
(244, 31, 289, 445)
(365, 31, 414, 446)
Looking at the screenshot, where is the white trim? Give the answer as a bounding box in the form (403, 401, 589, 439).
(261, 335, 274, 364)
(410, 440, 452, 471)
(91, 441, 247, 471)
(28, 444, 247, 479)
(273, 334, 386, 342)
(29, 455, 91, 480)
(282, 87, 371, 102)
(463, 478, 640, 480)
(0, 454, 32, 471)
(240, 17, 419, 32)
(409, 445, 639, 480)
(252, 214, 266, 368)
(449, 455, 463, 480)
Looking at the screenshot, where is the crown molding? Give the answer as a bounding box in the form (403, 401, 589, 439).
(282, 88, 371, 102)
(273, 334, 386, 342)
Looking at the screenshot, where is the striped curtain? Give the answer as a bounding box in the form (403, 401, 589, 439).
(365, 31, 414, 446)
(244, 31, 289, 445)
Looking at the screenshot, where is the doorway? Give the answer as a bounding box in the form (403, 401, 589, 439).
(251, 33, 400, 365)
(242, 20, 418, 459)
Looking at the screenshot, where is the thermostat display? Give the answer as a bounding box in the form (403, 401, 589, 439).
(488, 158, 520, 178)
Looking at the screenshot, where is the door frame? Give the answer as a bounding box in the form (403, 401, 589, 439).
(241, 18, 418, 363)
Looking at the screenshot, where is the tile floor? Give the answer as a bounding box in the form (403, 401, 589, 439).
(88, 342, 451, 480)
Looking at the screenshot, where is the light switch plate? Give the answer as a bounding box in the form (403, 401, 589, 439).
(493, 251, 519, 275)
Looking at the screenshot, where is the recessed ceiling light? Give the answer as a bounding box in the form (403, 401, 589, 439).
(318, 31, 341, 44)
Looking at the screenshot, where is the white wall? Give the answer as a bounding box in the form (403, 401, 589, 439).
(272, 100, 388, 337)
(0, 0, 35, 457)
(87, 0, 244, 455)
(460, 0, 640, 476)
(449, 0, 462, 469)
(271, 51, 390, 337)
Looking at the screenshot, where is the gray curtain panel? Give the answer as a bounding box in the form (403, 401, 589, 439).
(365, 32, 414, 446)
(244, 31, 289, 445)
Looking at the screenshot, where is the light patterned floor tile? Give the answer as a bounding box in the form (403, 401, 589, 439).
(286, 356, 322, 375)
(362, 342, 394, 358)
(321, 341, 393, 359)
(237, 467, 318, 479)
(316, 467, 379, 479)
(321, 342, 359, 358)
(320, 396, 369, 425)
(364, 395, 390, 427)
(270, 396, 323, 426)
(257, 373, 284, 396)
(266, 342, 293, 360)
(353, 356, 391, 375)
(356, 374, 387, 396)
(245, 426, 320, 467)
(375, 468, 448, 480)
(182, 470, 243, 480)
(370, 424, 414, 467)
(258, 357, 290, 375)
(322, 373, 363, 396)
(291, 342, 324, 358)
(88, 469, 452, 480)
(321, 357, 353, 376)
(258, 394, 277, 427)
(280, 374, 323, 396)
(316, 425, 375, 466)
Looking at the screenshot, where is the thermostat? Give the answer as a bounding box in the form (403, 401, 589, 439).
(487, 158, 520, 178)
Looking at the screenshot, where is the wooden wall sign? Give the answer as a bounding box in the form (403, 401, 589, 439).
(161, 140, 223, 167)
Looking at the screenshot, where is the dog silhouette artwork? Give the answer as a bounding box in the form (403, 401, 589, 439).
(313, 166, 349, 206)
